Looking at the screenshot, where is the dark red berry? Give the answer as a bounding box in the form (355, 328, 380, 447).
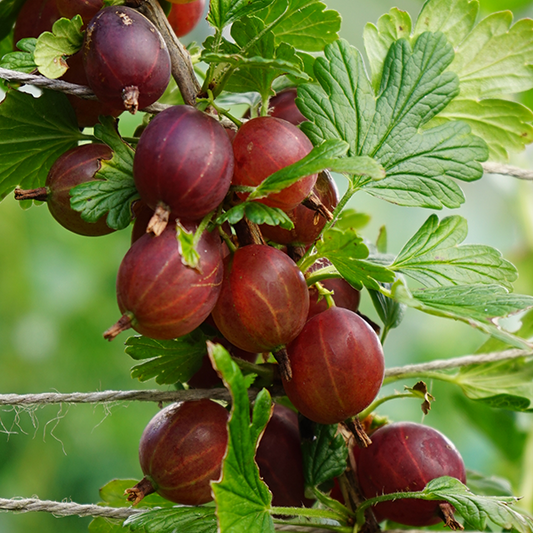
(269, 88, 307, 126)
(56, 0, 103, 26)
(13, 0, 60, 44)
(167, 0, 206, 38)
(357, 422, 466, 527)
(82, 6, 171, 113)
(211, 244, 310, 353)
(232, 116, 317, 212)
(260, 170, 339, 245)
(127, 400, 229, 505)
(307, 277, 361, 319)
(282, 307, 384, 425)
(256, 404, 312, 508)
(133, 105, 234, 222)
(104, 223, 223, 340)
(15, 143, 114, 236)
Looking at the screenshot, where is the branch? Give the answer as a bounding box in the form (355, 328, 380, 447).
(385, 348, 533, 380)
(0, 67, 169, 113)
(482, 161, 533, 180)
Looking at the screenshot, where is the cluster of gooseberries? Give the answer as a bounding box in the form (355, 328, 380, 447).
(10, 0, 468, 529)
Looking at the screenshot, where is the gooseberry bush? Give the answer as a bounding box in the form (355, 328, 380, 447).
(3, 0, 533, 532)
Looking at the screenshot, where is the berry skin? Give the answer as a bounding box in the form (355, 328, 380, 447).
(13, 0, 60, 44)
(232, 116, 317, 212)
(357, 422, 466, 527)
(211, 244, 310, 353)
(282, 307, 384, 425)
(133, 105, 234, 222)
(82, 6, 171, 113)
(56, 0, 103, 26)
(104, 224, 223, 340)
(269, 88, 307, 126)
(128, 400, 229, 505)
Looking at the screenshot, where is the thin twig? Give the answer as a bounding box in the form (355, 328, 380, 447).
(482, 161, 533, 180)
(385, 348, 532, 379)
(0, 67, 169, 113)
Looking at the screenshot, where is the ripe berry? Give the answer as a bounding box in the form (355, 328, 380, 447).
(307, 277, 361, 319)
(14, 143, 114, 236)
(104, 223, 223, 340)
(133, 105, 234, 222)
(256, 404, 312, 508)
(232, 116, 317, 212)
(269, 88, 307, 126)
(282, 307, 384, 425)
(167, 0, 206, 38)
(357, 422, 466, 527)
(127, 400, 229, 505)
(211, 244, 310, 353)
(82, 6, 171, 113)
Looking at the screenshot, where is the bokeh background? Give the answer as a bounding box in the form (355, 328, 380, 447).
(2, 0, 533, 530)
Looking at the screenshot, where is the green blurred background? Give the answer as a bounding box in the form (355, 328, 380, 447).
(2, 0, 533, 530)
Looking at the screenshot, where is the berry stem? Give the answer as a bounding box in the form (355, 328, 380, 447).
(14, 187, 49, 202)
(357, 391, 424, 421)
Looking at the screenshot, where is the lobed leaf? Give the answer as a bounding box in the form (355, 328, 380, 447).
(450, 12, 533, 99)
(209, 343, 274, 533)
(466, 470, 514, 498)
(363, 8, 413, 90)
(391, 214, 518, 289)
(125, 330, 210, 385)
(217, 203, 294, 230)
(0, 89, 83, 201)
(428, 97, 533, 162)
(297, 37, 487, 209)
(368, 283, 406, 335)
(0, 37, 37, 73)
(255, 0, 341, 52)
(34, 16, 84, 79)
(302, 423, 348, 489)
(177, 222, 200, 271)
(70, 117, 139, 230)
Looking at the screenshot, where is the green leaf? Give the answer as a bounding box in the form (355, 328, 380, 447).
(0, 37, 37, 73)
(413, 0, 479, 47)
(421, 476, 533, 533)
(302, 423, 348, 489)
(449, 12, 533, 99)
(207, 0, 274, 31)
(298, 37, 488, 209)
(217, 203, 294, 230)
(176, 222, 200, 271)
(334, 209, 371, 231)
(125, 330, 211, 385)
(34, 16, 84, 79)
(455, 358, 533, 410)
(209, 343, 274, 533)
(70, 116, 139, 231)
(124, 506, 218, 533)
(391, 214, 518, 290)
(0, 0, 25, 41)
(363, 8, 413, 90)
(428, 97, 533, 162)
(0, 89, 83, 200)
(316, 227, 395, 290)
(394, 283, 533, 349)
(255, 0, 341, 52)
